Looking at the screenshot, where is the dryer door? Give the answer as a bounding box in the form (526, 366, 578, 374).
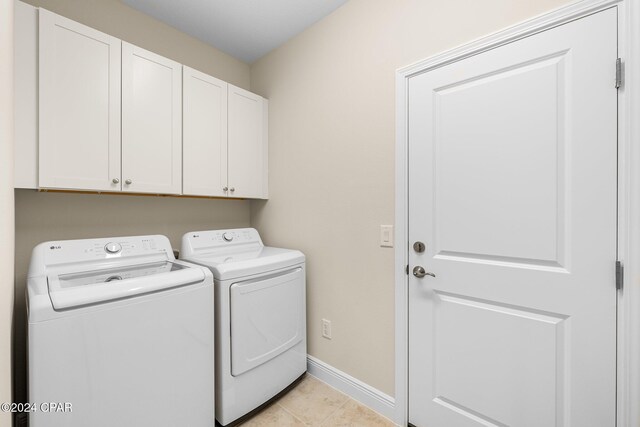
(230, 267, 304, 376)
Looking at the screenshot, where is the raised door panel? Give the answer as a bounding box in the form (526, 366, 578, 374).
(183, 66, 228, 197)
(122, 42, 182, 195)
(228, 84, 268, 199)
(39, 9, 121, 191)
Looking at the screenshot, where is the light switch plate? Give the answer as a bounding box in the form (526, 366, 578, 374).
(380, 225, 394, 248)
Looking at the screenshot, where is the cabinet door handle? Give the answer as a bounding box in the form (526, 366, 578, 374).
(230, 187, 235, 192)
(112, 178, 120, 184)
(125, 179, 132, 185)
(223, 186, 228, 192)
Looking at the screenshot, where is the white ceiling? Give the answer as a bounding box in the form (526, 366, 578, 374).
(122, 0, 349, 63)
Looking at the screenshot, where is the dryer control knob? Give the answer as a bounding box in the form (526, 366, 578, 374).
(104, 242, 122, 254)
(222, 232, 233, 242)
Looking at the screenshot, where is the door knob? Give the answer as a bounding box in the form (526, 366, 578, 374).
(125, 179, 132, 185)
(413, 266, 435, 278)
(230, 187, 235, 192)
(223, 186, 228, 192)
(112, 178, 120, 184)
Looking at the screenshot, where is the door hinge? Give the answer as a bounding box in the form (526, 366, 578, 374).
(406, 264, 409, 275)
(616, 260, 624, 291)
(616, 58, 623, 89)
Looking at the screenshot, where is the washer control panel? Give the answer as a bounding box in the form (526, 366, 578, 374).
(40, 235, 172, 268)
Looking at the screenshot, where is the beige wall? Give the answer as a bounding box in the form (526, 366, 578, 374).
(250, 0, 571, 396)
(21, 0, 250, 88)
(1, 0, 14, 424)
(13, 0, 253, 405)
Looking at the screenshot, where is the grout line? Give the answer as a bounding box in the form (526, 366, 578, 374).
(306, 373, 351, 401)
(306, 371, 395, 424)
(305, 375, 352, 426)
(275, 402, 309, 425)
(275, 375, 351, 426)
(238, 374, 396, 426)
(317, 398, 351, 427)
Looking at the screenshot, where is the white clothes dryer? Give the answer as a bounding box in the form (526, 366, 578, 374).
(181, 228, 306, 426)
(27, 235, 214, 427)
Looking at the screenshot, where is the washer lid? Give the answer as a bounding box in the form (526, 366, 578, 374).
(47, 261, 206, 309)
(186, 246, 305, 280)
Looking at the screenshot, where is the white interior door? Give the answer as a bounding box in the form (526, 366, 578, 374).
(408, 9, 617, 427)
(122, 42, 182, 195)
(39, 9, 121, 191)
(183, 66, 228, 197)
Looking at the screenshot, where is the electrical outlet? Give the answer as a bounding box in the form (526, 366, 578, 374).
(322, 318, 332, 339)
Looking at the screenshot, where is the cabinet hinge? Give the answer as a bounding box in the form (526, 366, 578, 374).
(406, 265, 409, 275)
(616, 260, 624, 291)
(616, 58, 623, 89)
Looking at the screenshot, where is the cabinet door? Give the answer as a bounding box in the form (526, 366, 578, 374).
(14, 1, 38, 189)
(39, 9, 121, 191)
(183, 67, 228, 197)
(228, 85, 268, 199)
(122, 42, 182, 195)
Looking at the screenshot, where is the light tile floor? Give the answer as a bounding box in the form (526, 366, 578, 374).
(240, 375, 395, 427)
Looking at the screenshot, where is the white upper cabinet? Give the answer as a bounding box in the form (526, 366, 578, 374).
(38, 9, 121, 191)
(183, 66, 228, 197)
(16, 4, 268, 199)
(228, 84, 268, 199)
(122, 42, 182, 195)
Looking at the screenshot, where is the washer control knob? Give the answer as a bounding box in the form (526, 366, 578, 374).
(104, 242, 122, 254)
(222, 232, 233, 242)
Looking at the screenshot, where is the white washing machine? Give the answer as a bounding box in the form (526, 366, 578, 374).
(181, 228, 306, 426)
(27, 235, 214, 427)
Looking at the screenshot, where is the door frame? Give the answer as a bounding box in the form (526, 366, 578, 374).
(394, 1, 640, 425)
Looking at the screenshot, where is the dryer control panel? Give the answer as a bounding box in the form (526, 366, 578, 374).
(182, 228, 263, 254)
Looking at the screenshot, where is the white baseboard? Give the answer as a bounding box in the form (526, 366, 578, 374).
(306, 355, 396, 423)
